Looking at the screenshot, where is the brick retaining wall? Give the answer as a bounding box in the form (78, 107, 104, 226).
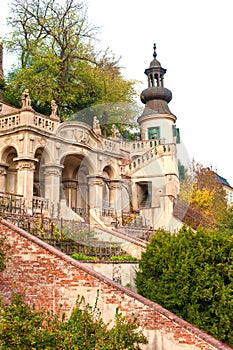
(0, 219, 231, 350)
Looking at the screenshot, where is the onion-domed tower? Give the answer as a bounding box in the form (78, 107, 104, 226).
(138, 44, 176, 142)
(131, 44, 180, 231)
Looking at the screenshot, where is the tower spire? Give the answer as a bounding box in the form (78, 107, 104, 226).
(153, 43, 157, 59)
(138, 43, 176, 120)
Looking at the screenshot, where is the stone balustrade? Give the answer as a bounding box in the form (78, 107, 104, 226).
(0, 114, 20, 129)
(0, 112, 58, 132)
(104, 139, 116, 151)
(124, 143, 176, 174)
(121, 138, 166, 152)
(34, 115, 55, 131)
(32, 196, 49, 213)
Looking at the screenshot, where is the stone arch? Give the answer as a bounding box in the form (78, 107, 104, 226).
(102, 165, 115, 179)
(0, 144, 19, 163)
(102, 165, 116, 210)
(59, 151, 94, 176)
(60, 152, 92, 216)
(0, 146, 18, 193)
(33, 144, 52, 164)
(34, 147, 50, 198)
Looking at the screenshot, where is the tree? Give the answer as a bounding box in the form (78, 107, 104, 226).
(0, 292, 148, 349)
(176, 161, 229, 229)
(136, 226, 233, 347)
(3, 0, 137, 119)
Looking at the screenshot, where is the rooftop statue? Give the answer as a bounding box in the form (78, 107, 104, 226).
(93, 116, 101, 136)
(50, 99, 60, 119)
(21, 89, 31, 109)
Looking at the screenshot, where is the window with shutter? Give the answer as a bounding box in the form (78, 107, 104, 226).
(148, 127, 160, 140)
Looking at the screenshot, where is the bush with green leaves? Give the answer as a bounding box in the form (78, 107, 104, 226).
(0, 292, 147, 349)
(136, 226, 233, 347)
(71, 252, 97, 261)
(110, 255, 138, 262)
(0, 234, 10, 272)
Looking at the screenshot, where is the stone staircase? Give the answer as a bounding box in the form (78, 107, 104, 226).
(124, 143, 176, 175)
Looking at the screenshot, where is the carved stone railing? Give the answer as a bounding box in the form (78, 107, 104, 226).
(32, 196, 49, 214)
(121, 138, 166, 152)
(0, 115, 20, 130)
(34, 115, 55, 131)
(124, 143, 176, 174)
(0, 111, 59, 132)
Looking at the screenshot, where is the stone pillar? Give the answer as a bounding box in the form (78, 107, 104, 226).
(15, 158, 37, 209)
(79, 183, 88, 213)
(109, 180, 123, 215)
(43, 164, 63, 217)
(63, 180, 77, 209)
(70, 181, 78, 209)
(87, 175, 104, 216)
(0, 163, 8, 192)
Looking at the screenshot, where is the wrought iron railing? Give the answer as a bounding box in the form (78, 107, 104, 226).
(0, 191, 25, 215)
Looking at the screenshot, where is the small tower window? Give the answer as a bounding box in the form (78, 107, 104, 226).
(148, 127, 160, 140)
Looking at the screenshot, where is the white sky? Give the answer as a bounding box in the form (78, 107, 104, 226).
(1, 0, 233, 185)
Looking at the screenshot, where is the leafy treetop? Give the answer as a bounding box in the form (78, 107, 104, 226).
(3, 0, 137, 122)
(0, 292, 147, 349)
(136, 226, 233, 347)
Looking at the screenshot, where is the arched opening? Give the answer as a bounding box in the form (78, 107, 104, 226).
(61, 154, 90, 218)
(102, 165, 115, 212)
(2, 146, 18, 193)
(34, 147, 46, 197)
(137, 181, 152, 209)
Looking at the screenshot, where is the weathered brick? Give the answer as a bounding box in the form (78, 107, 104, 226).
(0, 219, 231, 350)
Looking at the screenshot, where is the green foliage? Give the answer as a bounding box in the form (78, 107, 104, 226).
(0, 293, 62, 349)
(0, 292, 147, 349)
(71, 252, 97, 261)
(0, 234, 10, 272)
(3, 0, 137, 119)
(0, 78, 5, 90)
(136, 226, 233, 346)
(71, 252, 138, 262)
(110, 255, 138, 262)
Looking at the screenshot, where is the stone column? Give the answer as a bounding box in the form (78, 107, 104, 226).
(43, 164, 64, 217)
(63, 180, 77, 209)
(15, 158, 37, 210)
(87, 175, 104, 216)
(79, 183, 88, 214)
(109, 180, 123, 215)
(0, 163, 8, 192)
(131, 182, 139, 210)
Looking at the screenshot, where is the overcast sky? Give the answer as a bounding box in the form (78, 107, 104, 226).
(1, 0, 233, 185)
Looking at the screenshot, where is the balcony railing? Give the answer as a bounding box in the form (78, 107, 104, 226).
(0, 111, 59, 132)
(34, 115, 55, 131)
(32, 196, 49, 214)
(0, 115, 20, 129)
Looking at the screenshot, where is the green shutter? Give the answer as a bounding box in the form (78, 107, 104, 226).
(178, 164, 185, 180)
(173, 125, 181, 144)
(148, 127, 160, 140)
(176, 128, 180, 144)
